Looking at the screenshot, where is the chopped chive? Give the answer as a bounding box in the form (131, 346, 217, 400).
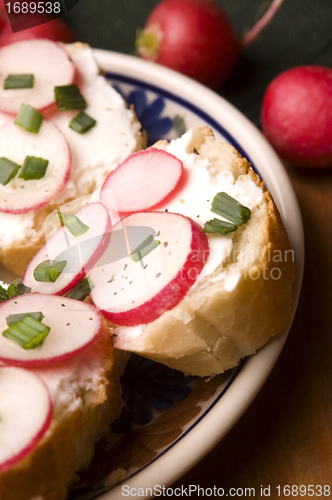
(69, 111, 96, 134)
(33, 260, 67, 282)
(0, 157, 20, 185)
(4, 74, 34, 90)
(211, 192, 251, 226)
(2, 314, 50, 349)
(6, 311, 44, 326)
(54, 84, 87, 111)
(14, 103, 44, 133)
(203, 218, 238, 235)
(58, 213, 89, 237)
(67, 277, 94, 301)
(18, 156, 49, 181)
(129, 234, 161, 262)
(6, 279, 31, 299)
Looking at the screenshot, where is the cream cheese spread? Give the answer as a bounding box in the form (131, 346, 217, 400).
(152, 130, 263, 288)
(113, 129, 264, 345)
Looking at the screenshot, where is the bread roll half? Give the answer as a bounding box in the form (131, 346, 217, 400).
(113, 127, 297, 376)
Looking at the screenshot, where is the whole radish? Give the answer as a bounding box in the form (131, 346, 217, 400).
(0, 4, 6, 32)
(261, 66, 332, 168)
(136, 0, 285, 88)
(0, 15, 75, 46)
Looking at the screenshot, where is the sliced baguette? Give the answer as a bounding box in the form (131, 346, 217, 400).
(0, 42, 145, 278)
(113, 127, 297, 376)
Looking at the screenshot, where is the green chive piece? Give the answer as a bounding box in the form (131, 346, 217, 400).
(0, 157, 20, 185)
(58, 213, 89, 237)
(6, 311, 44, 326)
(33, 260, 67, 282)
(14, 103, 44, 133)
(4, 74, 34, 90)
(54, 84, 87, 111)
(129, 235, 161, 262)
(2, 314, 50, 349)
(6, 279, 31, 299)
(203, 218, 238, 235)
(211, 192, 251, 226)
(18, 156, 49, 181)
(0, 285, 8, 303)
(69, 111, 96, 134)
(67, 277, 94, 301)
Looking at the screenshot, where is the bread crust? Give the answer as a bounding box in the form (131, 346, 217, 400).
(113, 127, 297, 376)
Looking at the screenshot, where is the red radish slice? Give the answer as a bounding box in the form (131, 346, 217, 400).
(0, 39, 75, 114)
(89, 211, 209, 326)
(0, 120, 71, 214)
(0, 293, 102, 367)
(23, 202, 112, 295)
(0, 366, 52, 473)
(100, 148, 183, 213)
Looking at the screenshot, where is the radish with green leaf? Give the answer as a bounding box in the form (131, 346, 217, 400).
(0, 293, 102, 366)
(0, 118, 71, 213)
(23, 202, 112, 295)
(89, 211, 209, 326)
(0, 39, 75, 114)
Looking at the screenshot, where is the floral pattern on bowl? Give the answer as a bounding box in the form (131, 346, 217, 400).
(113, 86, 173, 146)
(69, 359, 235, 500)
(112, 83, 187, 146)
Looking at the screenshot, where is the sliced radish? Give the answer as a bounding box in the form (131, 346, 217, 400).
(89, 211, 209, 326)
(0, 366, 52, 473)
(0, 119, 71, 213)
(23, 202, 112, 295)
(100, 148, 183, 213)
(0, 39, 75, 114)
(0, 293, 102, 366)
